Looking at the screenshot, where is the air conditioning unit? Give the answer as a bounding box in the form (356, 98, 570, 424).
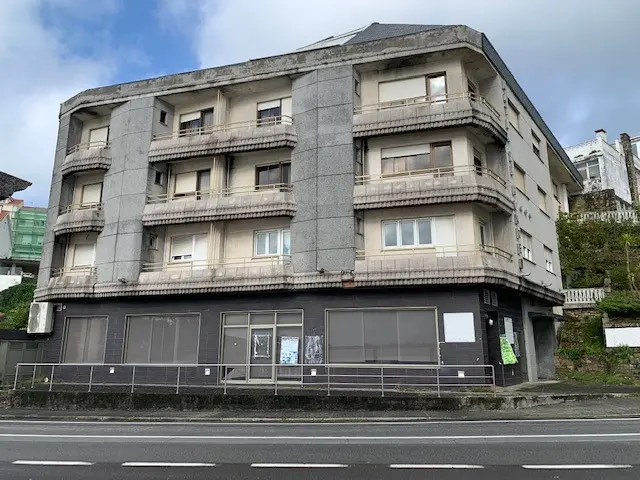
(27, 302, 53, 334)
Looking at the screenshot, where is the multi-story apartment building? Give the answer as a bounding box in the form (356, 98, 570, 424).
(32, 23, 581, 386)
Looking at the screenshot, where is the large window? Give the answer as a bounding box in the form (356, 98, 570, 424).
(257, 97, 292, 125)
(179, 109, 214, 135)
(169, 234, 208, 264)
(88, 126, 109, 147)
(255, 228, 290, 256)
(577, 159, 601, 180)
(378, 74, 447, 105)
(382, 216, 455, 249)
(173, 169, 210, 197)
(124, 314, 200, 364)
(381, 142, 452, 175)
(256, 162, 291, 188)
(327, 309, 438, 363)
(62, 316, 107, 363)
(80, 182, 102, 206)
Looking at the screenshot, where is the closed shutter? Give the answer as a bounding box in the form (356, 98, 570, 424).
(280, 97, 292, 118)
(382, 144, 429, 158)
(192, 234, 208, 261)
(179, 111, 201, 123)
(434, 216, 456, 246)
(170, 235, 193, 261)
(258, 99, 281, 110)
(89, 126, 109, 145)
(81, 183, 102, 204)
(174, 172, 197, 195)
(378, 77, 426, 103)
(73, 243, 95, 267)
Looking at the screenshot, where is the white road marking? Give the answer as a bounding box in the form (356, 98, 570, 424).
(523, 465, 633, 470)
(1, 432, 640, 441)
(12, 460, 94, 466)
(122, 462, 216, 467)
(390, 464, 484, 469)
(251, 463, 348, 468)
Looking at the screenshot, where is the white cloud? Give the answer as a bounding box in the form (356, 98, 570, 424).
(0, 0, 116, 207)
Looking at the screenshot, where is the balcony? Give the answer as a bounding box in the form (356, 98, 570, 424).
(61, 142, 111, 176)
(354, 166, 514, 214)
(148, 116, 297, 162)
(53, 203, 104, 235)
(142, 184, 296, 226)
(39, 266, 97, 300)
(353, 245, 518, 288)
(134, 256, 293, 295)
(563, 287, 606, 309)
(353, 93, 507, 143)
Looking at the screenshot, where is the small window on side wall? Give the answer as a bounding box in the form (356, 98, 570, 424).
(154, 171, 164, 186)
(507, 100, 520, 131)
(159, 110, 167, 125)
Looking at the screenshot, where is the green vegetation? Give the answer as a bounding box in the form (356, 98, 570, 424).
(0, 281, 35, 330)
(556, 369, 640, 386)
(598, 290, 640, 317)
(557, 213, 640, 289)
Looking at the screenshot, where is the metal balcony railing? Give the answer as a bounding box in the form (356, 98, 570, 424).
(152, 116, 294, 141)
(146, 183, 292, 204)
(141, 255, 292, 273)
(355, 165, 507, 187)
(354, 92, 502, 123)
(66, 141, 111, 155)
(14, 362, 496, 397)
(58, 202, 103, 215)
(355, 244, 513, 262)
(51, 266, 97, 278)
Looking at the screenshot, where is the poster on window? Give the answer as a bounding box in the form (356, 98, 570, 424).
(279, 336, 299, 365)
(252, 333, 271, 358)
(304, 335, 323, 364)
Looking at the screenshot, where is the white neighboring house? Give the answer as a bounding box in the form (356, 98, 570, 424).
(565, 129, 640, 209)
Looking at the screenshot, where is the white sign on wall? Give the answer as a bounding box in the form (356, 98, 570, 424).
(443, 312, 475, 343)
(504, 317, 515, 344)
(605, 327, 640, 347)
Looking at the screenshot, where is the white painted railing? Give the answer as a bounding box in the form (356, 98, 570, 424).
(573, 210, 639, 223)
(563, 287, 606, 305)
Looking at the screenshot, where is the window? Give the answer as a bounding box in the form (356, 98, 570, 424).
(473, 149, 483, 175)
(179, 109, 214, 135)
(124, 314, 200, 364)
(577, 159, 601, 180)
(159, 110, 167, 125)
(532, 130, 542, 159)
(257, 97, 292, 125)
(538, 187, 547, 214)
(62, 316, 107, 363)
(355, 212, 365, 249)
(147, 233, 158, 250)
(552, 181, 559, 200)
(507, 100, 520, 130)
(170, 234, 207, 263)
(383, 219, 432, 248)
(514, 165, 526, 193)
(327, 308, 438, 363)
(154, 170, 164, 186)
(173, 169, 210, 197)
(544, 246, 554, 273)
(72, 243, 95, 267)
(381, 142, 452, 175)
(379, 77, 426, 104)
(354, 143, 363, 177)
(521, 231, 533, 262)
(81, 182, 102, 206)
(428, 74, 447, 103)
(88, 126, 109, 147)
(256, 162, 291, 188)
(478, 220, 488, 247)
(255, 228, 290, 256)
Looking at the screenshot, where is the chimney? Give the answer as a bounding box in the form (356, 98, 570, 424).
(620, 132, 638, 207)
(595, 129, 607, 141)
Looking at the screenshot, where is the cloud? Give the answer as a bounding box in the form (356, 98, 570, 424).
(0, 0, 118, 207)
(159, 0, 640, 147)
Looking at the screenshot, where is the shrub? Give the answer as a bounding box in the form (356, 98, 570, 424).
(598, 290, 640, 317)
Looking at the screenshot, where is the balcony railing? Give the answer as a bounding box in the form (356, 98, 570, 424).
(152, 116, 294, 141)
(66, 141, 111, 155)
(141, 255, 291, 273)
(356, 165, 507, 187)
(146, 183, 292, 204)
(58, 202, 103, 214)
(572, 210, 639, 223)
(355, 92, 502, 124)
(563, 287, 606, 307)
(51, 266, 97, 278)
(355, 244, 513, 262)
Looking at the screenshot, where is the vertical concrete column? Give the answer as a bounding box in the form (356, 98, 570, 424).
(620, 133, 638, 208)
(521, 300, 538, 382)
(291, 66, 356, 274)
(95, 97, 154, 283)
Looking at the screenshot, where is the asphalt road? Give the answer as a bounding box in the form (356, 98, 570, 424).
(2, 418, 640, 479)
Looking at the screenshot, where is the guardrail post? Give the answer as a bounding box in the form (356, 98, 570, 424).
(380, 366, 384, 397)
(176, 366, 180, 394)
(327, 366, 331, 396)
(274, 367, 278, 396)
(491, 365, 496, 395)
(48, 365, 55, 392)
(131, 366, 136, 394)
(88, 365, 94, 393)
(13, 364, 20, 390)
(223, 367, 228, 395)
(436, 367, 441, 398)
(30, 365, 37, 389)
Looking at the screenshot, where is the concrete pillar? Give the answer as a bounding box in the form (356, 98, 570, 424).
(620, 133, 638, 207)
(521, 299, 538, 382)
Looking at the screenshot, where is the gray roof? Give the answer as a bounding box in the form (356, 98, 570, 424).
(344, 23, 444, 45)
(0, 172, 30, 201)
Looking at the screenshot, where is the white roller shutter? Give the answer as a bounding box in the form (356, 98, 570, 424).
(379, 77, 426, 103)
(193, 234, 208, 261)
(280, 97, 292, 117)
(89, 126, 109, 145)
(180, 111, 201, 123)
(174, 172, 197, 195)
(258, 99, 281, 110)
(73, 244, 95, 267)
(81, 183, 102, 204)
(434, 216, 456, 246)
(170, 235, 193, 261)
(382, 144, 429, 158)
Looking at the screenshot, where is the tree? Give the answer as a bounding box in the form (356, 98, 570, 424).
(0, 281, 36, 330)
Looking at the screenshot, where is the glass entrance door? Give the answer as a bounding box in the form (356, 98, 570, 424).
(249, 327, 274, 382)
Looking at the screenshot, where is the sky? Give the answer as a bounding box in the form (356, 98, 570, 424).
(1, 0, 638, 207)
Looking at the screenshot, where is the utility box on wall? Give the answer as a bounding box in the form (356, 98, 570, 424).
(27, 302, 53, 334)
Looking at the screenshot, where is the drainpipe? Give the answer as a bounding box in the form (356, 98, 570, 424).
(620, 133, 638, 208)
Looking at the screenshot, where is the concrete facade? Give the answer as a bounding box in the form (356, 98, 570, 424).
(34, 24, 582, 385)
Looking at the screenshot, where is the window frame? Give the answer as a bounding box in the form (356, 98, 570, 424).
(179, 108, 214, 135)
(531, 130, 542, 159)
(169, 233, 207, 263)
(255, 162, 291, 189)
(159, 110, 168, 125)
(427, 73, 447, 103)
(382, 218, 434, 249)
(507, 100, 520, 131)
(381, 141, 453, 176)
(514, 164, 526, 194)
(80, 182, 103, 207)
(521, 230, 533, 262)
(537, 187, 548, 214)
(544, 246, 554, 273)
(71, 243, 95, 268)
(61, 316, 108, 364)
(254, 228, 291, 257)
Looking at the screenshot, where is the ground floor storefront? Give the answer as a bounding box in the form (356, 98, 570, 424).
(33, 287, 556, 389)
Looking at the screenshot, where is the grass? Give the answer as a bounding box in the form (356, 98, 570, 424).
(557, 369, 640, 386)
